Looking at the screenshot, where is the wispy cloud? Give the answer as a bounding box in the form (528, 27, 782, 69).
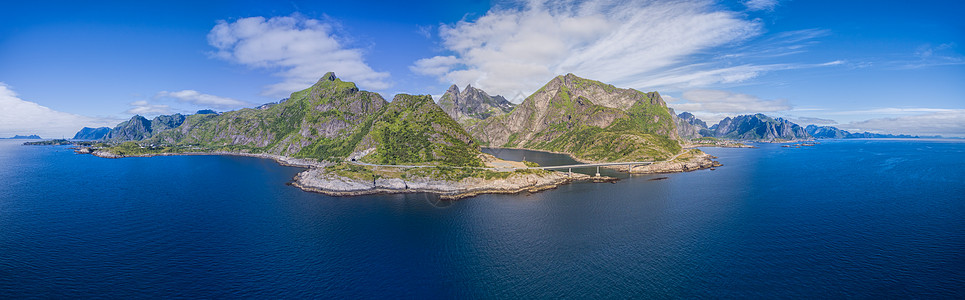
(0, 83, 121, 138)
(125, 100, 172, 116)
(413, 0, 836, 102)
(744, 0, 779, 11)
(840, 109, 965, 137)
(884, 43, 965, 69)
(155, 90, 248, 109)
(670, 89, 792, 114)
(208, 14, 390, 97)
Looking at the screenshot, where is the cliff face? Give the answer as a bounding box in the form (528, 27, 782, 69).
(73, 127, 111, 140)
(437, 84, 515, 124)
(471, 73, 681, 162)
(671, 110, 709, 139)
(711, 114, 811, 141)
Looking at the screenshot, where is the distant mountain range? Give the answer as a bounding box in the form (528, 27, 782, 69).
(1, 134, 41, 139)
(669, 112, 934, 141)
(804, 125, 929, 139)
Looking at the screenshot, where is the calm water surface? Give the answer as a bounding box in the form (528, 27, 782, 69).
(1, 139, 963, 298)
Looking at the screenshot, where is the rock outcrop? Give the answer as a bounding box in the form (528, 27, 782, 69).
(671, 110, 711, 139)
(438, 84, 515, 124)
(630, 150, 721, 174)
(294, 167, 594, 200)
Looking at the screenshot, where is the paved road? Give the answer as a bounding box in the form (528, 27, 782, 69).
(347, 153, 679, 172)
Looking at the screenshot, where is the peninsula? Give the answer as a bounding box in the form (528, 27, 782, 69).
(69, 72, 721, 199)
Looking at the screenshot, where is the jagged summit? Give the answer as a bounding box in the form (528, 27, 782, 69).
(711, 114, 811, 141)
(470, 73, 680, 162)
(438, 84, 515, 123)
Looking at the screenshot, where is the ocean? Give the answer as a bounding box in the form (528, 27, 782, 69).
(1, 139, 963, 298)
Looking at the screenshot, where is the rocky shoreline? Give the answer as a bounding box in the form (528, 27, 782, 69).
(293, 168, 600, 200)
(86, 149, 328, 168)
(79, 148, 611, 200)
(629, 151, 722, 174)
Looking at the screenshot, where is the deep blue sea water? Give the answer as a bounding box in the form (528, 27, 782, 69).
(1, 139, 963, 298)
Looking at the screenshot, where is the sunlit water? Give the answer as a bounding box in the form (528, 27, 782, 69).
(1, 139, 963, 298)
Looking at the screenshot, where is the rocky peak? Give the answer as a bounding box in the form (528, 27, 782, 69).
(438, 84, 515, 122)
(320, 72, 337, 82)
(710, 114, 811, 141)
(446, 84, 460, 95)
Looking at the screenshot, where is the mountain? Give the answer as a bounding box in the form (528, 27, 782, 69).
(105, 72, 481, 166)
(73, 127, 111, 140)
(437, 84, 515, 124)
(470, 73, 680, 162)
(355, 94, 482, 166)
(710, 114, 811, 141)
(805, 125, 850, 139)
(105, 115, 153, 141)
(671, 110, 711, 139)
(805, 125, 922, 139)
(2, 134, 41, 139)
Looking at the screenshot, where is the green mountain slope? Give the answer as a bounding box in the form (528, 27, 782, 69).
(470, 73, 681, 162)
(102, 72, 482, 166)
(148, 72, 387, 160)
(356, 94, 482, 166)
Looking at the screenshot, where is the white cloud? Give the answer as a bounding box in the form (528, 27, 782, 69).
(411, 56, 460, 76)
(744, 0, 779, 11)
(670, 89, 792, 114)
(125, 100, 171, 116)
(842, 110, 965, 137)
(208, 14, 390, 97)
(0, 83, 121, 138)
(414, 0, 763, 102)
(155, 90, 248, 109)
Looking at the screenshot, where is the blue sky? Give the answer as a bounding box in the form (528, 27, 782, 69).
(1, 0, 963, 138)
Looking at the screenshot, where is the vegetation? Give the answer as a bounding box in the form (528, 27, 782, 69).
(362, 94, 483, 167)
(323, 162, 550, 182)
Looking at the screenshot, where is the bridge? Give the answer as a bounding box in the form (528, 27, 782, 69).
(536, 161, 654, 176)
(349, 159, 664, 177)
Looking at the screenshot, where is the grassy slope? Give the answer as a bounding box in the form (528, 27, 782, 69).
(362, 94, 483, 167)
(499, 76, 681, 162)
(142, 74, 388, 161)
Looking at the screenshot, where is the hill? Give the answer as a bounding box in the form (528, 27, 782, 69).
(469, 73, 681, 162)
(98, 73, 482, 166)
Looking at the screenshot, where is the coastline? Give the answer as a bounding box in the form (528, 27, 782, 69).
(79, 147, 612, 200)
(485, 146, 724, 174)
(292, 168, 601, 200)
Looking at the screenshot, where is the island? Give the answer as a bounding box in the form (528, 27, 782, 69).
(67, 72, 724, 200)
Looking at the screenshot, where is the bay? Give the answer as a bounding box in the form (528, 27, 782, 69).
(1, 139, 963, 298)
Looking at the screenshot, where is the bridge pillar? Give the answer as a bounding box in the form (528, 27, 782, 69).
(595, 166, 600, 177)
(568, 168, 572, 177)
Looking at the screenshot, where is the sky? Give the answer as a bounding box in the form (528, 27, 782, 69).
(1, 0, 963, 138)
